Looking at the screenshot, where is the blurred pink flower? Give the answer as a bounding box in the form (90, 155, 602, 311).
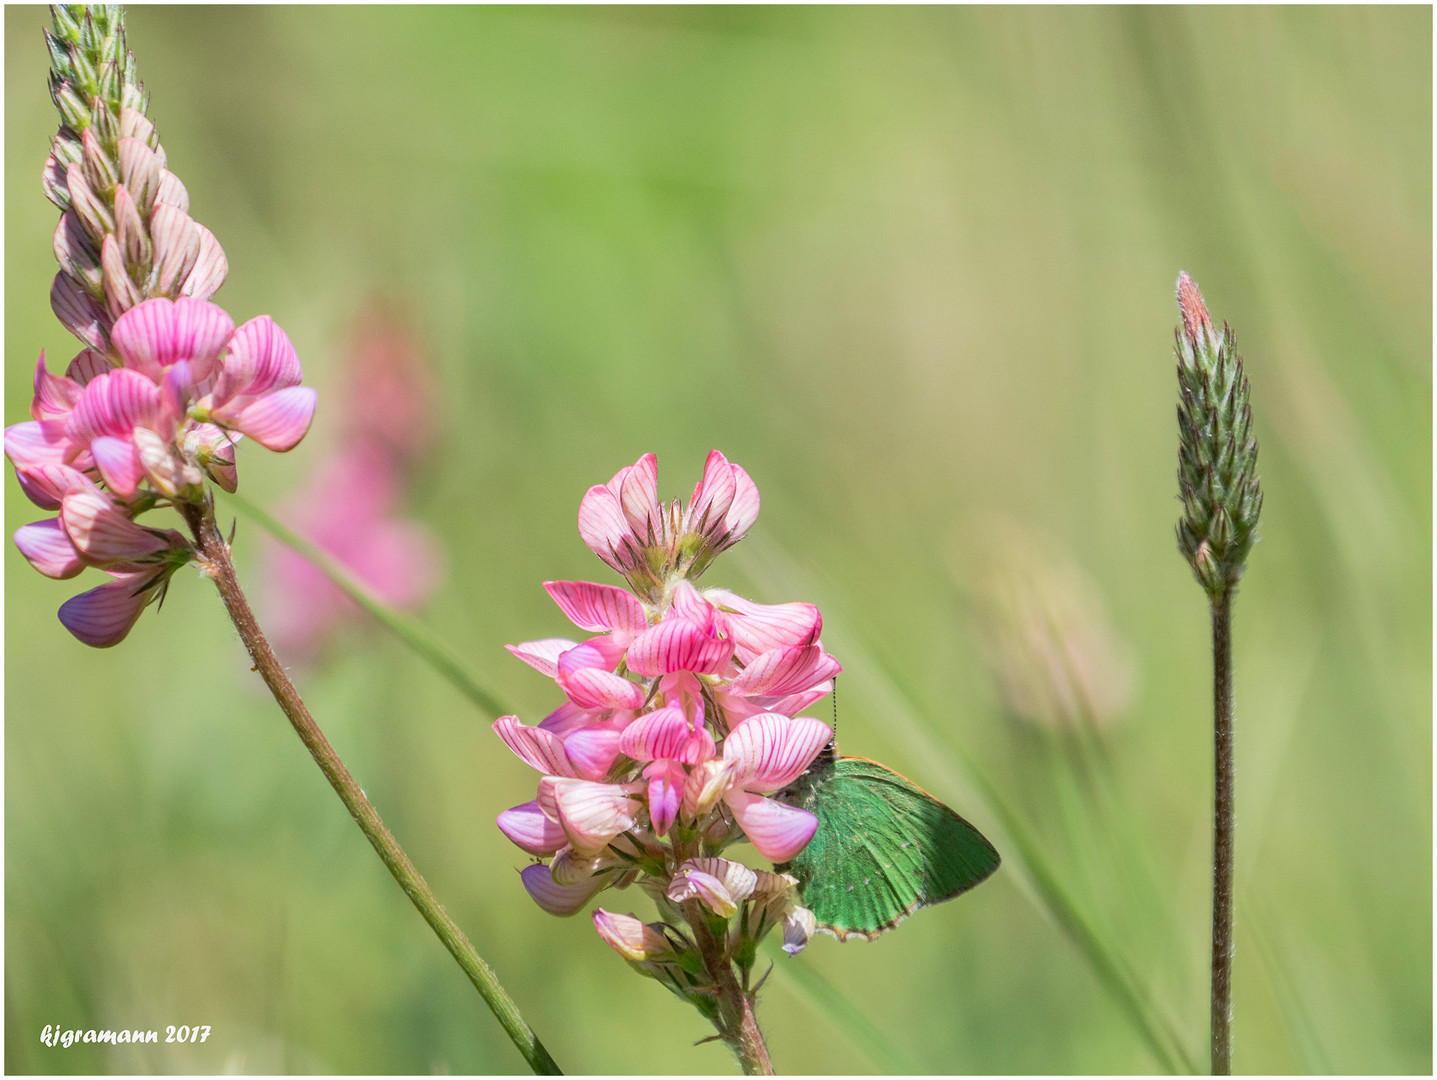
(258, 442, 442, 662)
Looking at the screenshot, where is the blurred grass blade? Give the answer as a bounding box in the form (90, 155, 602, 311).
(216, 488, 513, 719)
(762, 939, 923, 1073)
(1246, 901, 1334, 1073)
(734, 535, 1200, 1074)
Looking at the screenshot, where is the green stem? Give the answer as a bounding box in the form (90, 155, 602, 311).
(180, 498, 561, 1075)
(682, 899, 774, 1075)
(1210, 591, 1234, 1074)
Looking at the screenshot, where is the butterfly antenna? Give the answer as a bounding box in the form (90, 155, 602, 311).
(831, 675, 839, 737)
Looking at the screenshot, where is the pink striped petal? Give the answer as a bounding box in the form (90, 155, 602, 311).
(725, 789, 819, 862)
(14, 518, 84, 579)
(726, 644, 842, 698)
(65, 348, 113, 386)
(550, 778, 641, 855)
(50, 272, 109, 351)
(215, 315, 302, 400)
(619, 706, 689, 763)
(537, 702, 597, 737)
(5, 420, 74, 472)
(66, 368, 160, 443)
(782, 906, 816, 955)
(626, 617, 733, 677)
(496, 801, 568, 856)
(644, 761, 684, 836)
(31, 352, 82, 421)
(224, 385, 316, 451)
(57, 571, 158, 648)
(90, 435, 145, 498)
(492, 716, 575, 777)
(544, 580, 648, 636)
(724, 713, 832, 792)
(60, 486, 171, 563)
(617, 452, 660, 540)
(707, 588, 821, 659)
(619, 705, 714, 765)
(577, 484, 632, 573)
(557, 666, 645, 711)
(685, 449, 737, 534)
(503, 638, 573, 679)
(682, 758, 737, 820)
(723, 464, 760, 541)
(13, 462, 88, 511)
(593, 909, 673, 961)
(181, 224, 227, 300)
(110, 296, 234, 382)
(667, 857, 758, 917)
(669, 581, 717, 635)
(519, 863, 609, 917)
(562, 726, 624, 780)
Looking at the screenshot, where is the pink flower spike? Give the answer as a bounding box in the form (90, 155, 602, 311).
(726, 644, 842, 699)
(519, 863, 609, 917)
(14, 518, 84, 579)
(226, 385, 317, 451)
(496, 801, 568, 856)
(110, 296, 234, 384)
(492, 716, 577, 777)
(544, 580, 648, 637)
(549, 778, 642, 855)
(90, 435, 146, 498)
(57, 570, 161, 647)
(626, 617, 734, 677)
(505, 638, 579, 679)
(725, 789, 818, 862)
(724, 713, 832, 792)
(31, 352, 82, 421)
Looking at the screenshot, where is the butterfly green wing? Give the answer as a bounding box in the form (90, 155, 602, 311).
(779, 757, 1000, 940)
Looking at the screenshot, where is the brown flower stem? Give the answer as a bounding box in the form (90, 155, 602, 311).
(682, 899, 774, 1075)
(181, 498, 561, 1076)
(1210, 591, 1234, 1075)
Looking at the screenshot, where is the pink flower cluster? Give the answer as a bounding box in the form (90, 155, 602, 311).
(6, 296, 316, 646)
(494, 452, 838, 964)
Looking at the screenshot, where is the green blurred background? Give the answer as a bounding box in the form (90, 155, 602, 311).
(5, 5, 1430, 1074)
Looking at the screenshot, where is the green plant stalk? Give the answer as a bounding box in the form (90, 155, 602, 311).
(180, 498, 560, 1075)
(681, 898, 774, 1075)
(1210, 592, 1234, 1075)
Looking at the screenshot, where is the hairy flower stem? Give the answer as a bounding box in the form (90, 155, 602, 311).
(1210, 592, 1234, 1075)
(180, 499, 561, 1076)
(681, 899, 774, 1075)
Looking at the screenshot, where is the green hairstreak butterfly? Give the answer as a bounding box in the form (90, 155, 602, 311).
(775, 740, 1000, 940)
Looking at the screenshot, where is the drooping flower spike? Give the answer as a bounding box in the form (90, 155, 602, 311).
(493, 451, 835, 1049)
